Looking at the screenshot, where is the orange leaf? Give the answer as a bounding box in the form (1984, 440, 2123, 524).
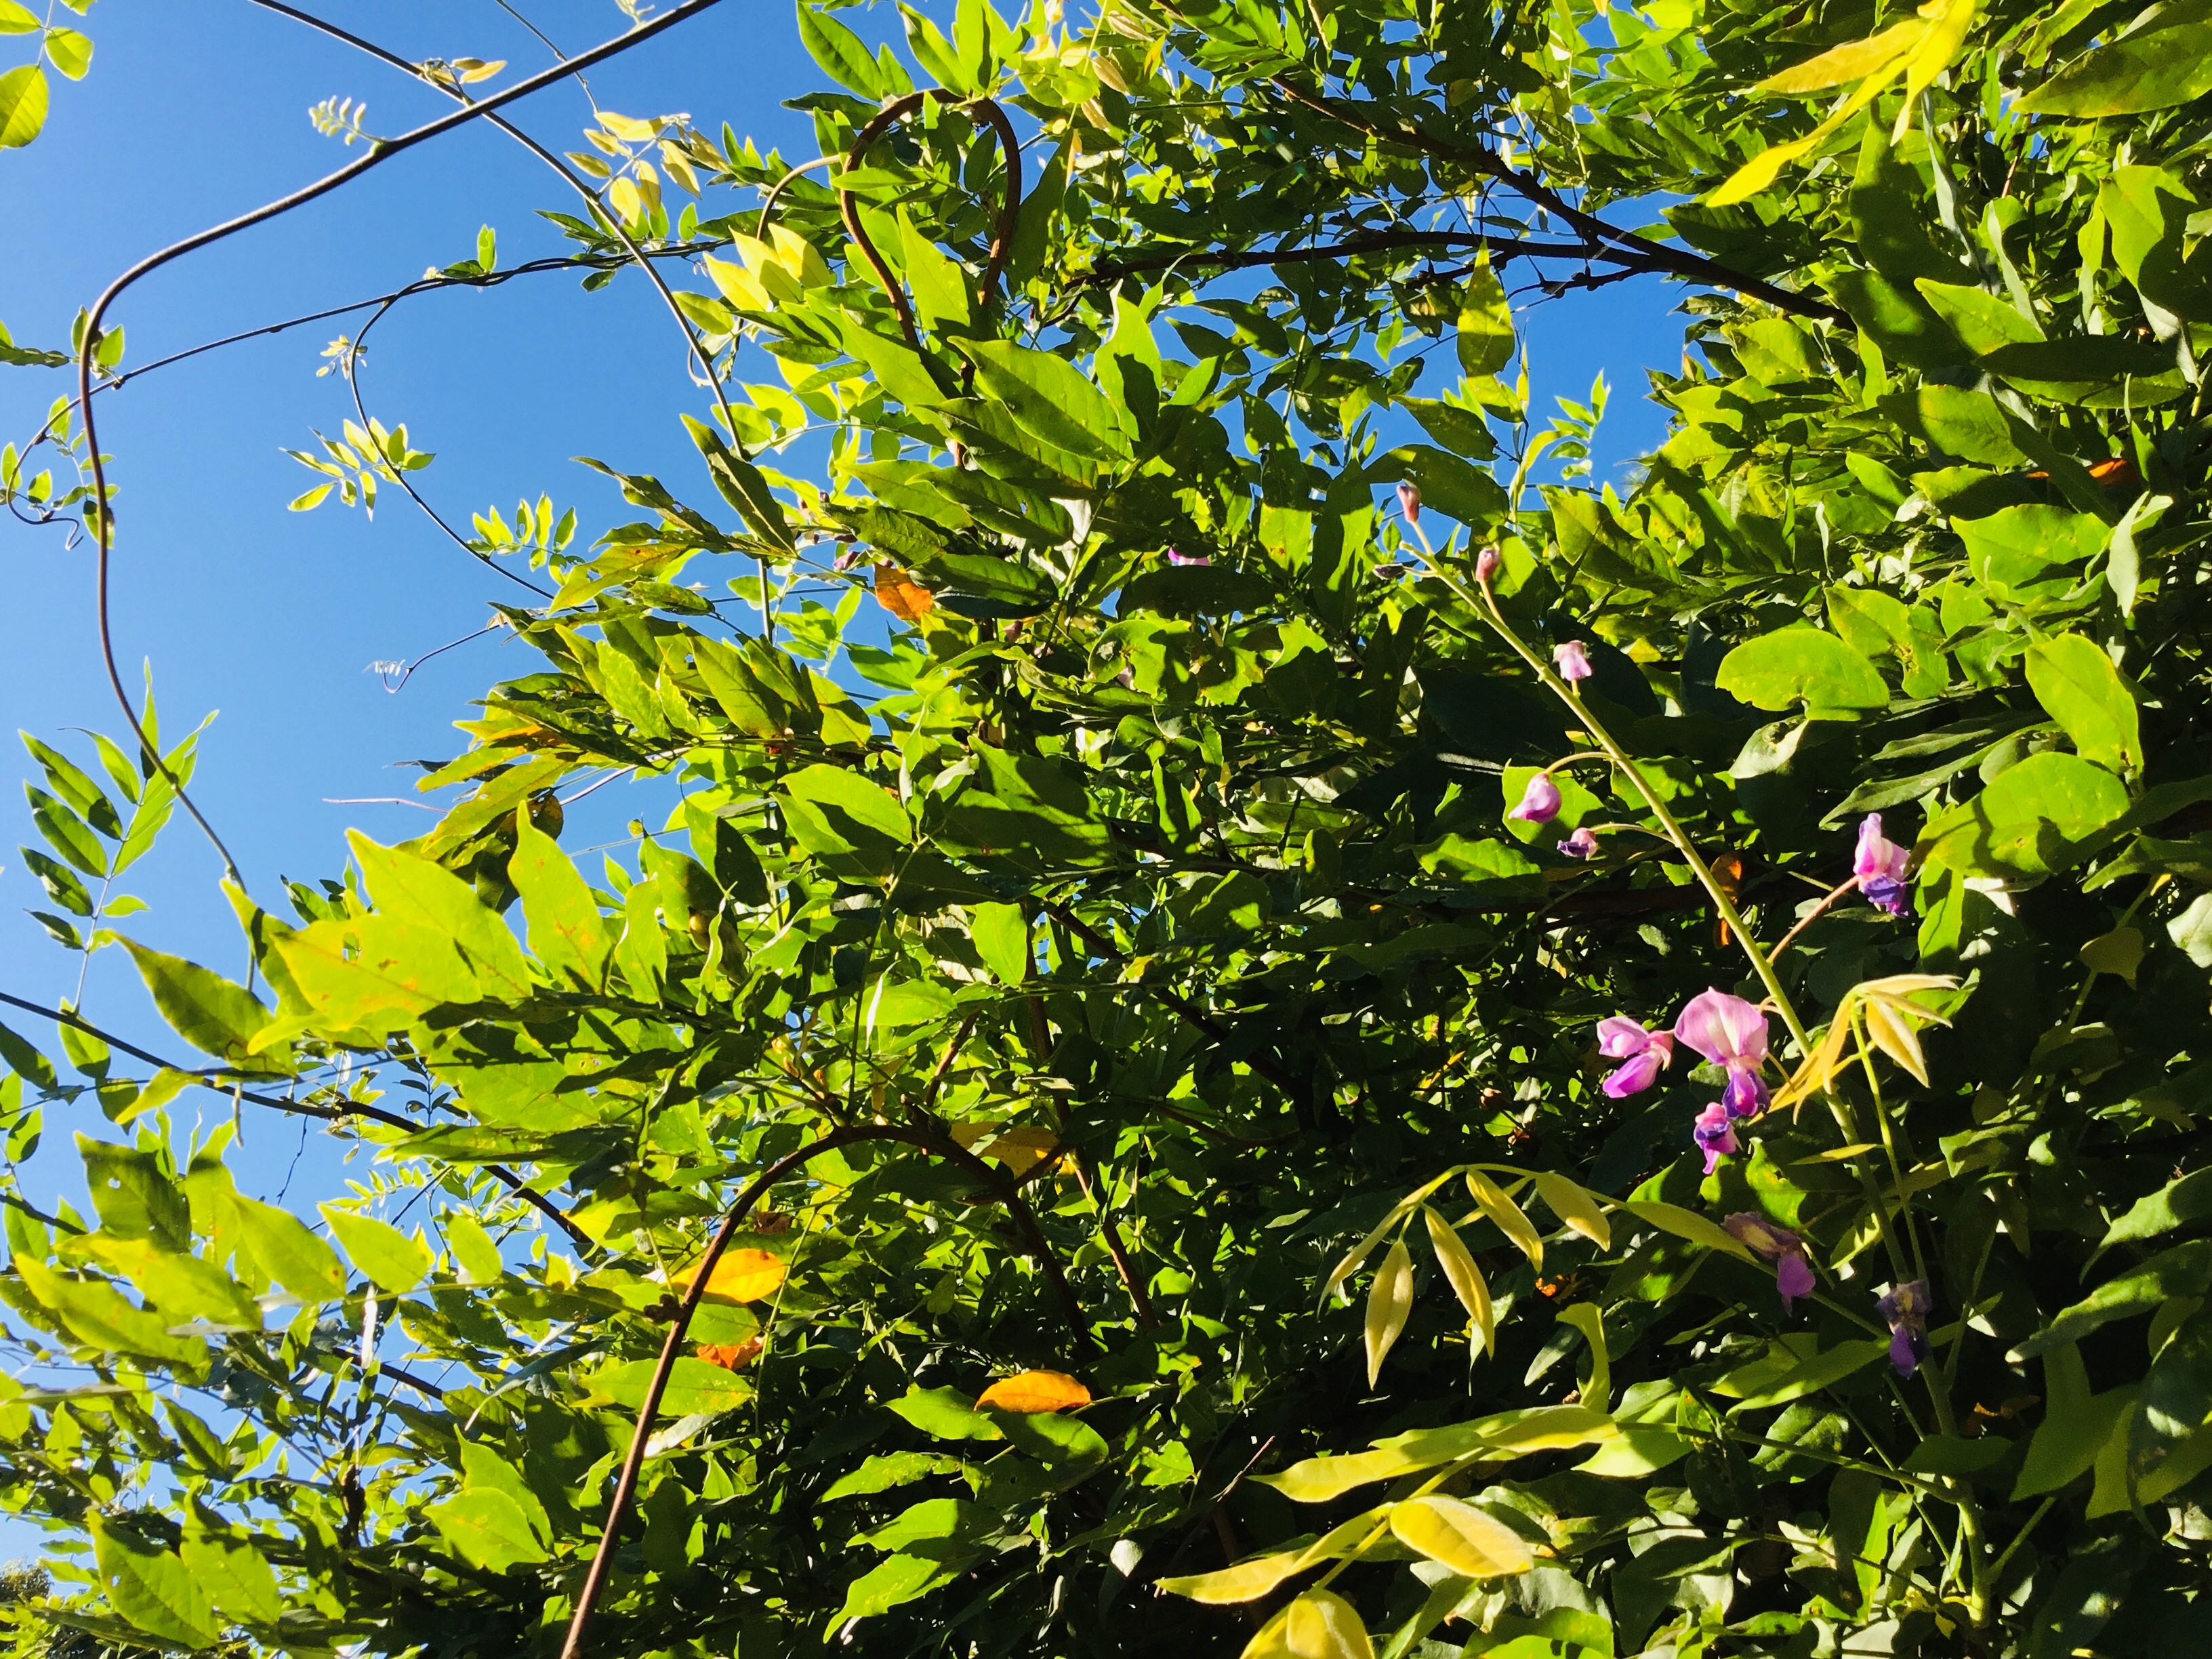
(950, 1120, 1062, 1175)
(678, 1248, 786, 1304)
(875, 563, 936, 621)
(696, 1337, 762, 1371)
(976, 1370, 1091, 1413)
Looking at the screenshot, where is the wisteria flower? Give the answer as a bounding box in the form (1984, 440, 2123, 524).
(1597, 1016, 1674, 1097)
(1509, 773, 1563, 824)
(1475, 546, 1500, 583)
(1554, 640, 1593, 682)
(1879, 1279, 1933, 1377)
(1725, 1214, 1816, 1311)
(1675, 989, 1771, 1118)
(1559, 826, 1599, 860)
(1855, 813, 1912, 918)
(1692, 1103, 1738, 1173)
(1396, 481, 1422, 527)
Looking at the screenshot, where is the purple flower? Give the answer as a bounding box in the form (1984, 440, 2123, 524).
(1879, 1279, 1933, 1377)
(1559, 826, 1599, 860)
(1166, 547, 1210, 567)
(1722, 1067, 1770, 1120)
(1725, 1213, 1816, 1312)
(1554, 640, 1593, 683)
(1396, 481, 1421, 527)
(1509, 773, 1563, 824)
(1855, 813, 1912, 918)
(1675, 989, 1772, 1119)
(1475, 546, 1501, 583)
(1597, 1017, 1674, 1097)
(1692, 1103, 1738, 1174)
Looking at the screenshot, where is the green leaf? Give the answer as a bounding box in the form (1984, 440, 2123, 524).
(0, 65, 49, 150)
(1618, 1200, 1759, 1262)
(1711, 1333, 1888, 1410)
(2026, 636, 2141, 772)
(888, 1385, 1006, 1441)
(179, 1531, 281, 1626)
(1917, 752, 2130, 878)
(79, 1135, 188, 1248)
(796, 3, 884, 97)
(2018, 23, 2212, 116)
(2010, 1240, 2212, 1359)
(43, 25, 91, 79)
(190, 1165, 345, 1301)
(590, 1355, 752, 1415)
(319, 1206, 432, 1294)
(1913, 281, 2040, 354)
(2014, 1343, 2125, 1498)
(1953, 505, 2110, 607)
(1401, 398, 1495, 459)
(73, 1235, 259, 1328)
(1455, 260, 1515, 377)
(970, 901, 1029, 985)
(118, 937, 282, 1071)
(14, 1257, 206, 1368)
(956, 338, 1132, 460)
(0, 4, 39, 33)
(348, 831, 532, 1001)
(684, 415, 796, 551)
(821, 1451, 966, 1501)
(91, 1519, 220, 1650)
(508, 811, 612, 987)
(428, 1490, 551, 1572)
(781, 763, 912, 844)
(1714, 628, 1889, 719)
(833, 1551, 962, 1623)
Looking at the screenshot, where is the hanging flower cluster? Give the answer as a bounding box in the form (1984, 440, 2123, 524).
(1725, 1213, 1816, 1310)
(1597, 987, 1774, 1161)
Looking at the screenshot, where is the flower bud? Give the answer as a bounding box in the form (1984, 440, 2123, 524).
(1395, 480, 1420, 527)
(1474, 545, 1500, 583)
(1507, 773, 1562, 824)
(1553, 640, 1593, 682)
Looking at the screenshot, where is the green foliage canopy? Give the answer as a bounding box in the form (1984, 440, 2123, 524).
(5, 0, 2212, 1654)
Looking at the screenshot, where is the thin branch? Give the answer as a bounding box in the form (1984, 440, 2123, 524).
(1081, 229, 1601, 285)
(558, 1120, 1093, 1659)
(75, 0, 731, 881)
(1769, 874, 1863, 963)
(1073, 1152, 1160, 1328)
(1267, 80, 1851, 326)
(0, 991, 592, 1250)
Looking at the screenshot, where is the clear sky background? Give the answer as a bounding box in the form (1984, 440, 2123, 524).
(0, 0, 1681, 1313)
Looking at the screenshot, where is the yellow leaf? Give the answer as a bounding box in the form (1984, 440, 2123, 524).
(1861, 1000, 1929, 1084)
(874, 564, 937, 622)
(701, 253, 774, 312)
(597, 108, 661, 142)
(1387, 1495, 1534, 1579)
(975, 1369, 1091, 1412)
(1773, 1014, 1856, 1113)
(1158, 1547, 1313, 1605)
(1364, 1239, 1414, 1385)
(1755, 16, 1929, 94)
(1525, 1170, 1612, 1250)
(1899, 0, 1979, 119)
(1708, 66, 1902, 207)
(678, 1248, 785, 1304)
(1422, 1207, 1494, 1355)
(1320, 1170, 1456, 1305)
(1617, 1200, 1759, 1263)
(951, 1120, 1061, 1174)
(1463, 1170, 1543, 1268)
(1555, 1303, 1612, 1414)
(1244, 1591, 1376, 1659)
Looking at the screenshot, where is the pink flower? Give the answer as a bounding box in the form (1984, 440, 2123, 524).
(1166, 547, 1210, 567)
(1553, 640, 1593, 683)
(1474, 546, 1500, 583)
(1396, 481, 1421, 526)
(1725, 1213, 1816, 1311)
(1692, 1103, 1738, 1173)
(1854, 813, 1911, 918)
(1508, 773, 1562, 824)
(1677, 989, 1772, 1120)
(1597, 1017, 1674, 1097)
(1558, 826, 1599, 860)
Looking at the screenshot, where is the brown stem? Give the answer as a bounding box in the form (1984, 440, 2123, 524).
(838, 92, 1023, 366)
(1074, 1153, 1160, 1328)
(557, 1121, 1092, 1659)
(1268, 79, 1850, 327)
(1769, 875, 1863, 964)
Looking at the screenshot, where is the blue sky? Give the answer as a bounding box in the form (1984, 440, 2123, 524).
(0, 3, 1681, 1235)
